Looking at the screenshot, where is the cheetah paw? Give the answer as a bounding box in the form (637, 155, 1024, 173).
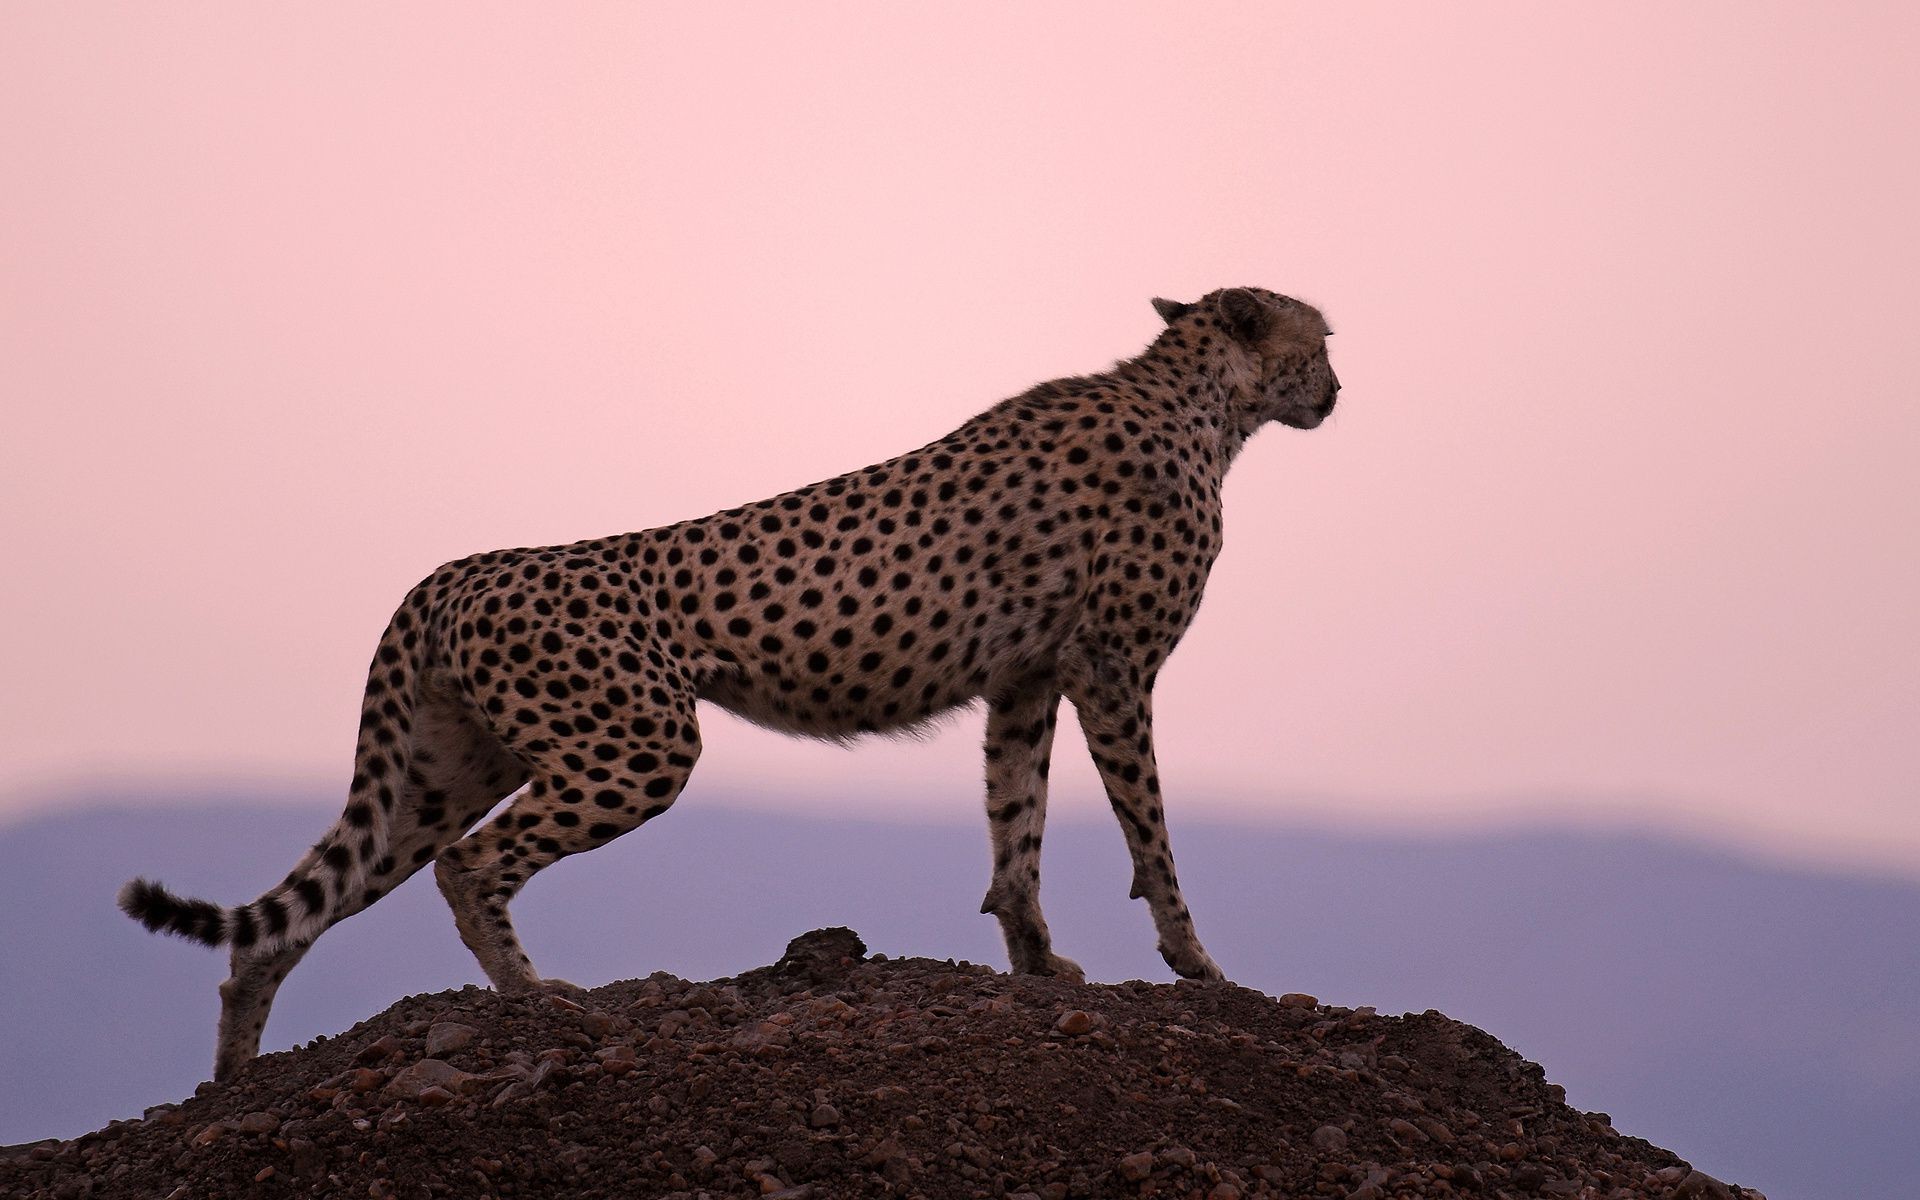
(1038, 954, 1087, 985)
(1164, 947, 1227, 983)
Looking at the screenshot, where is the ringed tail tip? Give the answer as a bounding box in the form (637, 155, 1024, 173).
(118, 877, 228, 947)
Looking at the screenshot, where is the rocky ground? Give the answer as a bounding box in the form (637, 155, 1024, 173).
(1, 929, 1760, 1200)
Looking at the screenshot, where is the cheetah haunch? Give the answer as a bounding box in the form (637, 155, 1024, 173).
(120, 287, 1340, 1079)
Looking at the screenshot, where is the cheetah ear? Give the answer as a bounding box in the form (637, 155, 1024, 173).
(1151, 297, 1195, 325)
(1217, 288, 1275, 344)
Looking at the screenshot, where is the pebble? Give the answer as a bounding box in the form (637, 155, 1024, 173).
(1415, 1116, 1454, 1144)
(384, 1059, 477, 1102)
(1511, 1162, 1548, 1190)
(1674, 1168, 1735, 1200)
(1311, 1124, 1348, 1152)
(1118, 1151, 1155, 1181)
(424, 1022, 477, 1057)
(809, 1103, 842, 1128)
(1279, 993, 1319, 1008)
(1053, 1010, 1093, 1036)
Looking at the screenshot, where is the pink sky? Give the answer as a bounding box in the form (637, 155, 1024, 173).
(3, 6, 1916, 872)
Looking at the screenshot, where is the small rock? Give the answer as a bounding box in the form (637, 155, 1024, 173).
(385, 1058, 477, 1101)
(355, 1034, 404, 1064)
(1054, 1010, 1094, 1036)
(733, 1020, 793, 1054)
(1310, 1125, 1348, 1153)
(424, 1022, 477, 1057)
(234, 1111, 278, 1136)
(287, 1137, 324, 1178)
(773, 927, 868, 982)
(1279, 992, 1319, 1008)
(810, 1103, 842, 1128)
(347, 1068, 383, 1093)
(1118, 1151, 1155, 1181)
(861, 1137, 905, 1166)
(190, 1123, 227, 1147)
(1416, 1116, 1455, 1144)
(1674, 1169, 1734, 1200)
(1511, 1163, 1548, 1191)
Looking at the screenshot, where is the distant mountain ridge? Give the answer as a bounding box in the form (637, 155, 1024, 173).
(1, 796, 1915, 1199)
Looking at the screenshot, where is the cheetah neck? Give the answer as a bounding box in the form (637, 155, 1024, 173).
(1124, 339, 1262, 466)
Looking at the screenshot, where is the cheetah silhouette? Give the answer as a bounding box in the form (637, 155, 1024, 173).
(120, 286, 1340, 1079)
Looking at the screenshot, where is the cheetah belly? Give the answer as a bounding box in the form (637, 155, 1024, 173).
(695, 667, 984, 741)
(690, 584, 1079, 742)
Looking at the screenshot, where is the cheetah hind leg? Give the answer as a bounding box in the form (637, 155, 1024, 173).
(214, 941, 311, 1081)
(435, 681, 702, 996)
(211, 680, 529, 1078)
(979, 678, 1085, 984)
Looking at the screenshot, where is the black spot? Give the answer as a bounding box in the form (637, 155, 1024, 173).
(296, 878, 326, 913)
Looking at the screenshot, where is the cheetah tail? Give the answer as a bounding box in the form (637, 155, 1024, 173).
(116, 608, 418, 958)
(116, 877, 233, 947)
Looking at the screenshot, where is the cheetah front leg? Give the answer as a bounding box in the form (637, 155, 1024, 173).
(978, 677, 1083, 983)
(1066, 669, 1225, 982)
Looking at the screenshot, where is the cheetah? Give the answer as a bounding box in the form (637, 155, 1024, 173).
(120, 286, 1339, 1079)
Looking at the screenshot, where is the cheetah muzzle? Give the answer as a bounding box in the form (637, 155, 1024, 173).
(118, 286, 1341, 1079)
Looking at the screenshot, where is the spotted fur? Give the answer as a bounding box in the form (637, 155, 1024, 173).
(120, 286, 1339, 1079)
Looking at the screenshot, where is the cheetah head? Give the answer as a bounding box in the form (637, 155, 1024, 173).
(1152, 287, 1339, 431)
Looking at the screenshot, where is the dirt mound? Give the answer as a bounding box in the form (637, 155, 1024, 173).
(2, 929, 1759, 1199)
